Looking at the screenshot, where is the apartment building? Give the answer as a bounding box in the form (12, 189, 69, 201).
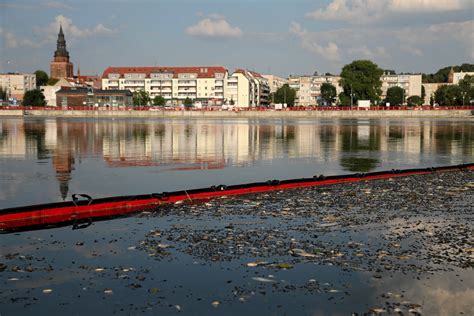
(262, 75, 289, 94)
(102, 66, 228, 106)
(288, 75, 343, 106)
(0, 73, 36, 101)
(380, 73, 422, 100)
(450, 71, 474, 84)
(226, 69, 270, 108)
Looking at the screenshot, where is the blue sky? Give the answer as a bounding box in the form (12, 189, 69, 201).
(0, 0, 473, 77)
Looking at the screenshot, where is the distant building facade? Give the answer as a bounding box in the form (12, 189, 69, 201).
(50, 25, 74, 79)
(450, 71, 474, 85)
(262, 75, 289, 94)
(56, 87, 132, 108)
(0, 73, 36, 101)
(380, 73, 422, 101)
(226, 69, 270, 108)
(288, 75, 342, 106)
(102, 66, 228, 106)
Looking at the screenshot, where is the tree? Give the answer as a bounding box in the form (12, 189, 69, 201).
(35, 70, 49, 87)
(320, 83, 336, 106)
(422, 63, 474, 83)
(385, 86, 404, 106)
(407, 96, 423, 107)
(22, 89, 46, 106)
(229, 98, 235, 106)
(274, 84, 296, 106)
(132, 90, 151, 106)
(339, 60, 383, 106)
(458, 75, 474, 106)
(183, 97, 193, 107)
(434, 85, 461, 105)
(153, 95, 166, 106)
(421, 85, 426, 101)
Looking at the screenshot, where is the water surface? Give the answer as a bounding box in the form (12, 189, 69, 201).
(0, 117, 472, 208)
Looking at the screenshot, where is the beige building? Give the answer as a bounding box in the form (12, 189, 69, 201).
(102, 66, 228, 106)
(451, 71, 474, 84)
(380, 73, 422, 102)
(0, 73, 36, 101)
(289, 75, 343, 106)
(262, 74, 288, 94)
(422, 83, 448, 105)
(225, 69, 270, 108)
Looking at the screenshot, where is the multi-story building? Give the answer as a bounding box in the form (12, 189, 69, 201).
(310, 75, 343, 105)
(288, 75, 313, 106)
(262, 75, 289, 94)
(380, 73, 422, 101)
(226, 69, 270, 108)
(450, 71, 474, 85)
(0, 73, 36, 101)
(102, 66, 228, 106)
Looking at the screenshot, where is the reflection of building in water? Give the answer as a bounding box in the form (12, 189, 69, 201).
(52, 149, 74, 200)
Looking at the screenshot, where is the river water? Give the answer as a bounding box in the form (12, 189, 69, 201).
(1, 117, 473, 316)
(0, 117, 472, 208)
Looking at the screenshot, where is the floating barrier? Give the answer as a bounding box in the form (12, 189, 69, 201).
(1, 164, 473, 233)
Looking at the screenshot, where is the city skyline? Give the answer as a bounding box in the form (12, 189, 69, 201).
(1, 0, 473, 77)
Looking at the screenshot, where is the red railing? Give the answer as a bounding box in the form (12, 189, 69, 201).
(1, 105, 474, 112)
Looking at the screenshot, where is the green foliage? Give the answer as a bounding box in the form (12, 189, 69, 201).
(133, 90, 151, 106)
(434, 85, 461, 105)
(430, 95, 434, 106)
(22, 89, 46, 106)
(47, 78, 59, 86)
(339, 60, 383, 104)
(34, 70, 49, 87)
(229, 98, 235, 106)
(421, 85, 426, 100)
(274, 84, 296, 106)
(458, 75, 474, 105)
(407, 95, 423, 107)
(422, 63, 474, 83)
(183, 97, 193, 107)
(153, 95, 166, 106)
(385, 86, 404, 106)
(320, 83, 337, 105)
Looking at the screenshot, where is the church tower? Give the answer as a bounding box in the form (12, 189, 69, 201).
(50, 25, 74, 79)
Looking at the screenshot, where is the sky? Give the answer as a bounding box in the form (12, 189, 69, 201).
(0, 0, 473, 77)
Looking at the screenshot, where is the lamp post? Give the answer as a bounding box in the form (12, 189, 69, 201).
(461, 91, 466, 107)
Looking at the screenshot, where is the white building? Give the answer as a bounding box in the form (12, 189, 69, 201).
(226, 69, 270, 108)
(451, 71, 474, 84)
(380, 73, 422, 101)
(40, 78, 73, 107)
(102, 66, 228, 106)
(0, 73, 36, 101)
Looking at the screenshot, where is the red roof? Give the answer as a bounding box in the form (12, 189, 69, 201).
(102, 66, 228, 79)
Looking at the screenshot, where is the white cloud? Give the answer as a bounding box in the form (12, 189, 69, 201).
(348, 45, 390, 59)
(186, 18, 242, 39)
(0, 28, 38, 49)
(44, 1, 74, 10)
(289, 22, 340, 62)
(33, 15, 117, 43)
(389, 0, 464, 11)
(306, 0, 470, 23)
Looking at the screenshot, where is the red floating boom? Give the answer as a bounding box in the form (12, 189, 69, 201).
(1, 164, 473, 233)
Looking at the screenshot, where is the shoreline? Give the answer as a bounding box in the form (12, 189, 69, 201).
(0, 108, 473, 119)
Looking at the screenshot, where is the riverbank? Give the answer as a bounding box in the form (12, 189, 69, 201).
(1, 169, 473, 315)
(0, 108, 473, 118)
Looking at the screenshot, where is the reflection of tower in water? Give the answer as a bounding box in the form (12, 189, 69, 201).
(52, 149, 75, 200)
